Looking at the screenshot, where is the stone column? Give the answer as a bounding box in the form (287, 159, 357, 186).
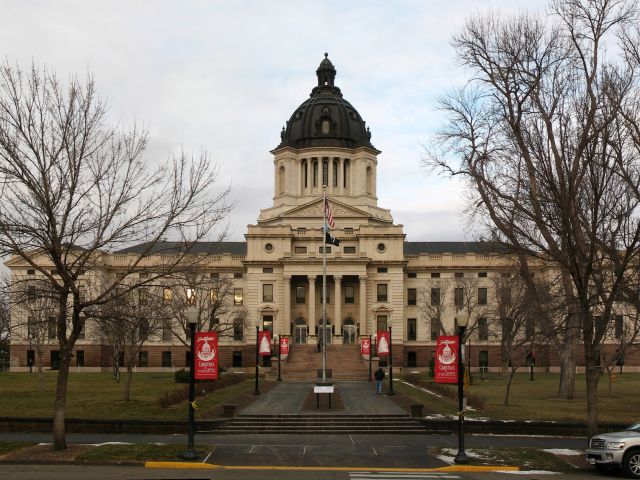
(328, 158, 334, 194)
(283, 275, 291, 336)
(359, 275, 367, 336)
(308, 275, 316, 337)
(334, 275, 342, 339)
(338, 158, 344, 194)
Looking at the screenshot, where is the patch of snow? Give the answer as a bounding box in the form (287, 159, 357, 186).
(494, 470, 560, 475)
(37, 443, 51, 446)
(84, 442, 133, 447)
(543, 449, 584, 456)
(398, 379, 443, 398)
(437, 454, 455, 464)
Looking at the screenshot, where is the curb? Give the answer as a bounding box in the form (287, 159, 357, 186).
(145, 461, 520, 472)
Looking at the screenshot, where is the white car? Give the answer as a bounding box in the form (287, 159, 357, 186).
(586, 423, 640, 477)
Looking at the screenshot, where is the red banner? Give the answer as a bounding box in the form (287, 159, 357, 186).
(376, 331, 390, 356)
(194, 332, 218, 380)
(279, 336, 289, 355)
(361, 337, 371, 355)
(258, 330, 272, 356)
(435, 335, 458, 384)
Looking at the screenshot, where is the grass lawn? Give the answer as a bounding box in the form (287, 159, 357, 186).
(0, 371, 255, 419)
(0, 442, 34, 456)
(75, 443, 209, 462)
(399, 371, 640, 424)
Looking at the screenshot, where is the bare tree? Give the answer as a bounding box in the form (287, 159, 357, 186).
(427, 0, 640, 435)
(418, 278, 450, 338)
(0, 277, 10, 371)
(0, 63, 232, 449)
(94, 285, 170, 401)
(164, 272, 248, 345)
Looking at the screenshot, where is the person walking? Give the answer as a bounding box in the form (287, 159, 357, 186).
(374, 366, 385, 394)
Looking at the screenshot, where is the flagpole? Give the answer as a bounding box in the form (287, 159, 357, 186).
(322, 186, 327, 384)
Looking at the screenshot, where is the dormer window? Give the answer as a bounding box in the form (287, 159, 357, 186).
(322, 120, 330, 134)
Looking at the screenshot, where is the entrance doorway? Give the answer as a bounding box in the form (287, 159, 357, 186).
(318, 324, 332, 345)
(294, 318, 307, 344)
(343, 318, 357, 344)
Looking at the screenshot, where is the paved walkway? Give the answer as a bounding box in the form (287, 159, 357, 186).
(241, 381, 405, 415)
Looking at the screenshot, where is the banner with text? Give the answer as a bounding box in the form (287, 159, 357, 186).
(258, 330, 272, 356)
(376, 331, 390, 356)
(435, 335, 458, 384)
(195, 332, 218, 380)
(279, 336, 290, 355)
(361, 337, 371, 355)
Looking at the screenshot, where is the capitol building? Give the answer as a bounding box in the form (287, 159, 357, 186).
(8, 55, 631, 374)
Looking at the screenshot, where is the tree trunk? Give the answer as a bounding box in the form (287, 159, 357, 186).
(608, 372, 613, 397)
(586, 361, 599, 437)
(52, 349, 70, 450)
(124, 364, 134, 402)
(37, 348, 45, 391)
(556, 339, 577, 399)
(503, 368, 517, 406)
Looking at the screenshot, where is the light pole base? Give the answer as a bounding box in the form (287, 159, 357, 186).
(454, 451, 469, 464)
(181, 449, 199, 461)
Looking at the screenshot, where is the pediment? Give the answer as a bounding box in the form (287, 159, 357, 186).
(279, 199, 372, 221)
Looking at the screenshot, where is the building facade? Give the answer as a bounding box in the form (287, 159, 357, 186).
(7, 55, 639, 373)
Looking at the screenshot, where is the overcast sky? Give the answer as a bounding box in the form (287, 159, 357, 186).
(1, 0, 544, 242)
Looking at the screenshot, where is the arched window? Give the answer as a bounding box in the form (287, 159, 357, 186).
(333, 159, 338, 187)
(322, 160, 328, 187)
(366, 166, 373, 195)
(343, 159, 350, 189)
(313, 160, 318, 187)
(302, 160, 308, 188)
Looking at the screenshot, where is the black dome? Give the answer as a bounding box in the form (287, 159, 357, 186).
(275, 54, 376, 151)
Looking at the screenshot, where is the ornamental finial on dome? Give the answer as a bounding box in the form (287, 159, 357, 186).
(316, 52, 336, 87)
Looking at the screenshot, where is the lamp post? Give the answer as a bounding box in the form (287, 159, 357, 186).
(253, 326, 260, 395)
(183, 287, 199, 460)
(454, 310, 469, 465)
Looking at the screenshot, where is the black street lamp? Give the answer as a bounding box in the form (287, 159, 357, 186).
(183, 287, 199, 460)
(454, 311, 469, 465)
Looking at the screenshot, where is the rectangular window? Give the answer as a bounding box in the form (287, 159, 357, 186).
(407, 351, 417, 368)
(27, 269, 36, 275)
(377, 267, 388, 273)
(322, 160, 328, 186)
(454, 287, 464, 309)
(500, 287, 512, 306)
(76, 350, 84, 367)
(138, 319, 149, 341)
(501, 272, 511, 278)
(138, 351, 148, 367)
(343, 246, 356, 254)
(294, 246, 307, 254)
(455, 272, 464, 278)
(430, 287, 440, 306)
(210, 272, 220, 279)
(479, 351, 489, 370)
(478, 317, 488, 341)
(162, 320, 173, 341)
(233, 318, 244, 341)
(376, 315, 388, 332)
(27, 350, 35, 368)
(263, 284, 274, 302)
(50, 351, 60, 370)
(344, 227, 353, 235)
(376, 284, 388, 302)
(319, 246, 331, 254)
(478, 288, 488, 305)
(234, 272, 243, 279)
(320, 286, 330, 304)
(163, 288, 173, 304)
(431, 272, 440, 278)
(161, 351, 172, 368)
(431, 318, 439, 340)
(407, 288, 417, 306)
(478, 272, 487, 278)
(295, 286, 305, 304)
(407, 318, 417, 341)
(27, 316, 35, 339)
(525, 317, 535, 339)
(263, 315, 273, 333)
(48, 317, 57, 340)
(77, 322, 85, 340)
(263, 267, 273, 273)
(210, 288, 218, 303)
(232, 351, 243, 367)
(139, 272, 149, 278)
(234, 288, 243, 306)
(28, 285, 36, 303)
(615, 315, 623, 338)
(344, 285, 355, 304)
(407, 272, 417, 278)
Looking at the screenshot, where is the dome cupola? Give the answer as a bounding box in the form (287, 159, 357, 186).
(276, 54, 375, 151)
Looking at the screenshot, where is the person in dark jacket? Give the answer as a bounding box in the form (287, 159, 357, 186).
(374, 367, 385, 394)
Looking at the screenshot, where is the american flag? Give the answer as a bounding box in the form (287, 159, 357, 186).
(324, 198, 335, 229)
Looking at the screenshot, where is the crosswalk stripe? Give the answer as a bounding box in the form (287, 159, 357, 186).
(349, 473, 460, 480)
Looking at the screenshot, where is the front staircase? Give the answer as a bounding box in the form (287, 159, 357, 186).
(211, 414, 425, 434)
(279, 343, 369, 381)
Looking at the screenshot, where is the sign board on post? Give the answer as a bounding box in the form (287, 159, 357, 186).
(258, 330, 272, 356)
(434, 335, 459, 384)
(279, 336, 290, 355)
(361, 338, 371, 355)
(195, 332, 218, 380)
(376, 331, 390, 356)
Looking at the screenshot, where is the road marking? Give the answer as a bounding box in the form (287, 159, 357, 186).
(372, 446, 378, 456)
(202, 450, 213, 463)
(249, 445, 256, 453)
(349, 434, 355, 445)
(350, 474, 460, 479)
